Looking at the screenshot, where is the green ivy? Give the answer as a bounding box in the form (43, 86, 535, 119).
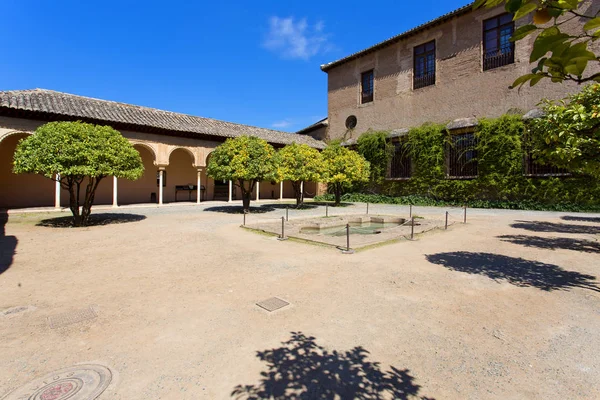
(355, 130, 393, 187)
(325, 115, 600, 211)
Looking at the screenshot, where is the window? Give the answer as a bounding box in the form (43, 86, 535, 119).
(523, 152, 571, 177)
(483, 13, 515, 71)
(345, 115, 357, 129)
(361, 70, 374, 103)
(414, 41, 436, 89)
(388, 141, 412, 179)
(447, 133, 478, 178)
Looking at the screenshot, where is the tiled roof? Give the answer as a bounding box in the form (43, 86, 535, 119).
(296, 117, 328, 135)
(321, 2, 474, 72)
(0, 89, 326, 149)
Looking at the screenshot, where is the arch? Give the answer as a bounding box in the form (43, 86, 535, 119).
(0, 131, 54, 208)
(0, 130, 32, 144)
(167, 146, 197, 167)
(130, 141, 158, 163)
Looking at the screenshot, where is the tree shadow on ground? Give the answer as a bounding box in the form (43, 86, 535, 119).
(498, 235, 600, 254)
(203, 205, 275, 214)
(510, 220, 600, 235)
(37, 213, 146, 228)
(0, 212, 18, 275)
(261, 203, 319, 210)
(561, 215, 600, 223)
(232, 332, 433, 400)
(426, 252, 599, 292)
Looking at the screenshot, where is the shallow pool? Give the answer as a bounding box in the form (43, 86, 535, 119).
(300, 221, 401, 236)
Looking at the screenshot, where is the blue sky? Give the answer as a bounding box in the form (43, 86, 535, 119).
(1, 0, 469, 132)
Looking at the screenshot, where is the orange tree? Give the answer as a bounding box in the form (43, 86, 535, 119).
(13, 121, 143, 226)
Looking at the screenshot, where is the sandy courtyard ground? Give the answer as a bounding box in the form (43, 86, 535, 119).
(1, 202, 599, 399)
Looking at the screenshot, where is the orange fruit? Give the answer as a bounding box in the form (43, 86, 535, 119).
(533, 9, 552, 25)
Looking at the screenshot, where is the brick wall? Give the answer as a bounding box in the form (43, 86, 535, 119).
(325, 2, 600, 141)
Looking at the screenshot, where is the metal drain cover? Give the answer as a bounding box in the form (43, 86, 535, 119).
(3, 364, 112, 400)
(256, 297, 289, 312)
(47, 307, 97, 329)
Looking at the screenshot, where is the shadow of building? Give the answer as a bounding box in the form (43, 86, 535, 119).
(426, 252, 599, 292)
(232, 332, 433, 400)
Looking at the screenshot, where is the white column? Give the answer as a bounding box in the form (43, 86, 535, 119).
(158, 169, 164, 205)
(54, 173, 61, 209)
(197, 169, 202, 204)
(228, 180, 233, 203)
(300, 181, 304, 199)
(112, 176, 118, 208)
(256, 181, 260, 201)
(279, 181, 283, 200)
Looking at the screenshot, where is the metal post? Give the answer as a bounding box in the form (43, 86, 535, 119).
(445, 211, 449, 230)
(326, 204, 329, 217)
(243, 211, 246, 226)
(278, 216, 288, 241)
(366, 202, 369, 215)
(342, 223, 354, 254)
(411, 216, 415, 240)
(409, 204, 412, 219)
(464, 206, 467, 224)
(286, 206, 289, 222)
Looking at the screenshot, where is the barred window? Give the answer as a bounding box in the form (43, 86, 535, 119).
(388, 141, 411, 179)
(361, 70, 374, 104)
(414, 41, 436, 89)
(447, 133, 478, 178)
(524, 152, 571, 177)
(483, 13, 515, 71)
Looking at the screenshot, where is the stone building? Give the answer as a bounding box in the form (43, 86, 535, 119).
(0, 89, 325, 209)
(321, 1, 600, 142)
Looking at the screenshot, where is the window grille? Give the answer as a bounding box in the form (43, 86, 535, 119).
(388, 141, 412, 179)
(414, 41, 436, 89)
(523, 152, 571, 177)
(483, 13, 515, 71)
(447, 133, 478, 178)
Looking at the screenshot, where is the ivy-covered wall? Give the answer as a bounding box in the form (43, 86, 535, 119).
(363, 115, 600, 209)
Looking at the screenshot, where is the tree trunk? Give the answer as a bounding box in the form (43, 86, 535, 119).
(334, 184, 342, 206)
(239, 179, 254, 213)
(292, 181, 302, 208)
(80, 176, 103, 226)
(67, 176, 83, 226)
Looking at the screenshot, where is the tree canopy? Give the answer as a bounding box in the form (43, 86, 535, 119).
(207, 136, 279, 211)
(13, 121, 143, 226)
(528, 83, 600, 178)
(321, 143, 370, 205)
(278, 143, 324, 207)
(474, 0, 600, 88)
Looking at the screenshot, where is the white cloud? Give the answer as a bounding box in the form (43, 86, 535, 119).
(272, 119, 293, 129)
(263, 16, 332, 60)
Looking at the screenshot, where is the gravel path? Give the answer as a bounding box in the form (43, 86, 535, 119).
(1, 202, 599, 399)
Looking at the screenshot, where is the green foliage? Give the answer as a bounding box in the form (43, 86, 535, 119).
(475, 0, 600, 87)
(529, 83, 600, 178)
(313, 192, 600, 212)
(321, 143, 370, 205)
(356, 130, 393, 185)
(207, 136, 278, 211)
(330, 114, 600, 210)
(13, 121, 143, 226)
(278, 143, 324, 207)
(13, 121, 143, 180)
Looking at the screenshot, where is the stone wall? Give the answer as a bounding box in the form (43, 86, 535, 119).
(325, 1, 600, 141)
